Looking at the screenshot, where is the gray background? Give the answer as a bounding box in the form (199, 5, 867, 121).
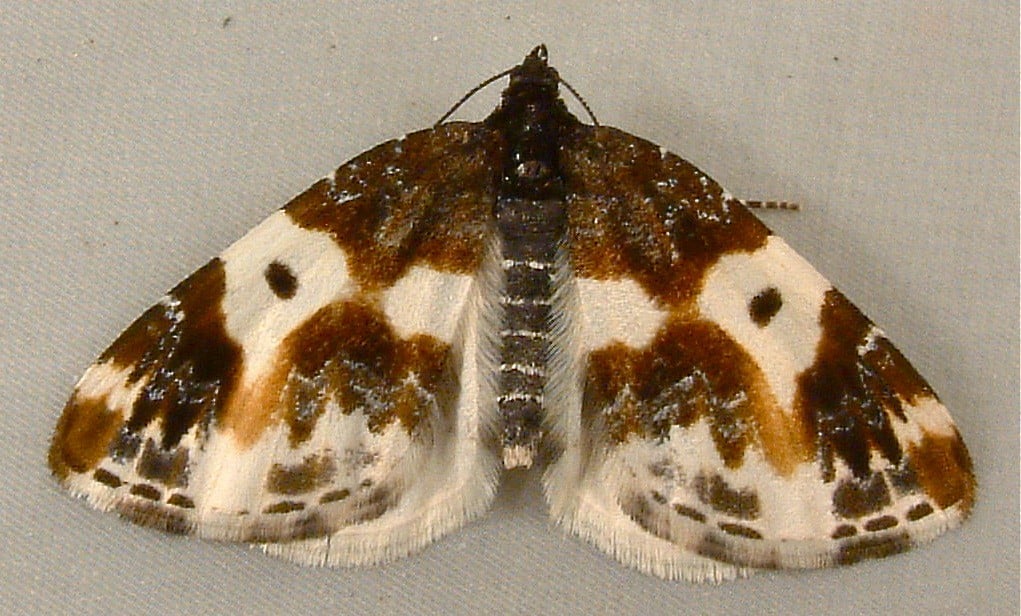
(2, 3, 1017, 615)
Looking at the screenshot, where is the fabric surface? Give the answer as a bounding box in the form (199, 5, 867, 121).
(2, 3, 1017, 614)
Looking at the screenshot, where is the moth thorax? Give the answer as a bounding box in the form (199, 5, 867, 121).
(494, 197, 565, 469)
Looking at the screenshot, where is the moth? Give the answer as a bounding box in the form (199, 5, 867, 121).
(49, 46, 975, 582)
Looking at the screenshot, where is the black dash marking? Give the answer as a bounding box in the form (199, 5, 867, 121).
(264, 260, 298, 299)
(906, 502, 934, 521)
(320, 489, 350, 504)
(863, 515, 899, 532)
(673, 503, 707, 523)
(93, 468, 123, 488)
(264, 501, 305, 514)
(831, 524, 858, 539)
(749, 286, 783, 327)
(129, 483, 162, 501)
(167, 494, 195, 509)
(718, 522, 762, 539)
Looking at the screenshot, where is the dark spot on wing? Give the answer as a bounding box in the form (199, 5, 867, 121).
(619, 493, 672, 542)
(694, 473, 761, 520)
(264, 260, 298, 299)
(92, 468, 123, 488)
(834, 533, 911, 565)
(129, 483, 162, 501)
(718, 522, 762, 539)
(562, 125, 770, 305)
(832, 472, 891, 519)
(863, 515, 898, 532)
(285, 123, 500, 288)
(167, 494, 195, 509)
(673, 503, 707, 523)
(320, 489, 350, 504)
(831, 524, 857, 539)
(137, 438, 189, 488)
(749, 286, 783, 327)
(906, 502, 934, 521)
(117, 500, 192, 535)
(266, 454, 337, 496)
(264, 501, 306, 514)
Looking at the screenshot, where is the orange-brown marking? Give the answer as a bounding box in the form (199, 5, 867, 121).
(909, 430, 975, 512)
(223, 299, 452, 448)
(48, 394, 124, 479)
(267, 454, 337, 496)
(562, 126, 770, 306)
(285, 123, 500, 290)
(588, 316, 811, 473)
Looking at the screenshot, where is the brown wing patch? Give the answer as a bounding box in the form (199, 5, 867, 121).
(587, 316, 813, 473)
(222, 298, 453, 448)
(49, 395, 123, 479)
(562, 125, 769, 306)
(285, 122, 501, 290)
(50, 258, 241, 479)
(908, 430, 975, 512)
(795, 290, 940, 481)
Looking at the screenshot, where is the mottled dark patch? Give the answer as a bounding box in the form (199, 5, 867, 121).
(619, 493, 671, 541)
(718, 522, 762, 540)
(49, 395, 123, 479)
(129, 483, 162, 501)
(831, 524, 858, 539)
(906, 502, 934, 521)
(832, 472, 891, 519)
(562, 125, 770, 305)
(116, 500, 191, 535)
(651, 491, 668, 505)
(97, 304, 174, 372)
(320, 489, 350, 504)
(93, 468, 123, 488)
(909, 431, 975, 512)
(834, 533, 911, 565)
(167, 494, 195, 509)
(795, 290, 913, 480)
(694, 474, 760, 520)
(274, 300, 452, 446)
(885, 460, 920, 495)
(673, 503, 706, 523)
(109, 428, 142, 464)
(137, 439, 189, 488)
(284, 123, 501, 289)
(95, 259, 244, 451)
(347, 488, 395, 524)
(749, 286, 783, 327)
(266, 454, 337, 496)
(264, 260, 298, 299)
(264, 501, 305, 514)
(587, 318, 772, 467)
(863, 515, 898, 532)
